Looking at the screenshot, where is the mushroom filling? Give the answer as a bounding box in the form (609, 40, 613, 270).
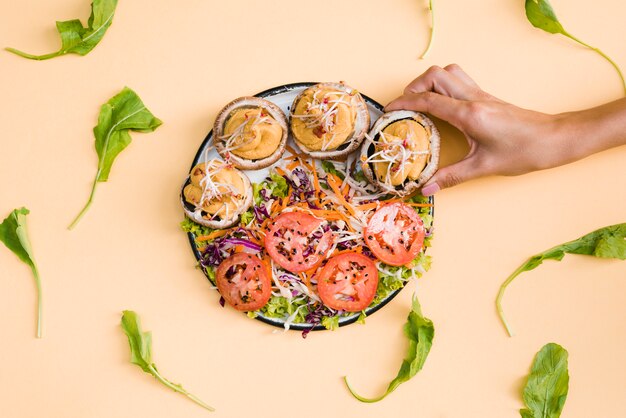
(183, 160, 246, 221)
(365, 119, 431, 187)
(219, 107, 283, 160)
(291, 87, 358, 151)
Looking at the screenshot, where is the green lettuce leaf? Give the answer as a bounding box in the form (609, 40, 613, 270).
(520, 343, 569, 418)
(268, 172, 289, 198)
(6, 0, 118, 60)
(120, 311, 214, 411)
(321, 315, 339, 331)
(344, 294, 434, 402)
(0, 207, 43, 338)
(497, 223, 626, 336)
(68, 87, 162, 229)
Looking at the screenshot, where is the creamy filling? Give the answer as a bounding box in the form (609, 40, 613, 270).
(183, 160, 246, 220)
(367, 119, 430, 187)
(291, 87, 357, 151)
(220, 107, 282, 160)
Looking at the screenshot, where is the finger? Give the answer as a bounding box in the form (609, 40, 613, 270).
(385, 92, 469, 129)
(444, 64, 502, 102)
(403, 65, 483, 101)
(420, 157, 486, 195)
(443, 64, 480, 89)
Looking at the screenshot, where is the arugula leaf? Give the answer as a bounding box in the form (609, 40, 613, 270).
(68, 87, 162, 229)
(120, 311, 215, 412)
(0, 208, 43, 338)
(525, 0, 625, 94)
(520, 343, 569, 418)
(321, 161, 345, 180)
(6, 0, 118, 60)
(344, 294, 434, 402)
(497, 223, 626, 336)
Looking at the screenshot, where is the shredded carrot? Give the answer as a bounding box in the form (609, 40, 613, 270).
(326, 174, 357, 217)
(298, 272, 314, 294)
(357, 202, 379, 211)
(280, 188, 293, 211)
(196, 228, 232, 242)
(287, 160, 300, 170)
(285, 144, 299, 156)
(269, 199, 280, 214)
(308, 209, 351, 224)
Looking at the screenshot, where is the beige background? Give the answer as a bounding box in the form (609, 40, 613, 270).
(1, 0, 625, 417)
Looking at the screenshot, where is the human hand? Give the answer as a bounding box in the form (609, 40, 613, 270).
(386, 64, 625, 195)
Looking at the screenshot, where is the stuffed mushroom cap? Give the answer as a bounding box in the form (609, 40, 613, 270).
(181, 159, 253, 229)
(360, 110, 440, 197)
(213, 97, 288, 170)
(289, 82, 370, 160)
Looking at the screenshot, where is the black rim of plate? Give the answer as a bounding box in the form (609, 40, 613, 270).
(186, 82, 435, 332)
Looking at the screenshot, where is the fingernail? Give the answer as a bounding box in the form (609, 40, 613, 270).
(421, 182, 440, 196)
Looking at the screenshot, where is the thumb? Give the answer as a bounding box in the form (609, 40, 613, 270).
(420, 157, 484, 196)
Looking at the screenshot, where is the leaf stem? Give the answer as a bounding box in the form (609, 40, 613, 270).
(561, 31, 626, 95)
(68, 174, 99, 230)
(495, 262, 529, 337)
(30, 264, 43, 338)
(343, 376, 386, 403)
(419, 0, 435, 59)
(5, 47, 63, 61)
(148, 365, 215, 412)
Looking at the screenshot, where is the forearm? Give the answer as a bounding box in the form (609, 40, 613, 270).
(557, 98, 626, 161)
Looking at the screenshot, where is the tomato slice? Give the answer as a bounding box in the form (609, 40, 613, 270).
(317, 252, 379, 312)
(265, 211, 334, 273)
(215, 253, 271, 311)
(364, 202, 425, 266)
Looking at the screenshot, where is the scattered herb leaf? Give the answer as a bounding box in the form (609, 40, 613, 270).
(497, 223, 626, 336)
(6, 0, 118, 60)
(344, 294, 434, 402)
(68, 87, 162, 229)
(120, 310, 215, 412)
(0, 207, 43, 338)
(520, 343, 569, 418)
(419, 0, 435, 59)
(525, 0, 625, 94)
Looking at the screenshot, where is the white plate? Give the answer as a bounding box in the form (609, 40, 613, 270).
(185, 82, 431, 332)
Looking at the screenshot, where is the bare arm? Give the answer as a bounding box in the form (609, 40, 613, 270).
(386, 64, 626, 195)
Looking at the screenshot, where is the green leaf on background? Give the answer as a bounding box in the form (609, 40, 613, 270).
(6, 0, 118, 60)
(68, 87, 162, 229)
(497, 223, 626, 336)
(525, 0, 625, 94)
(344, 294, 434, 402)
(520, 343, 569, 418)
(0, 207, 43, 338)
(120, 311, 215, 412)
